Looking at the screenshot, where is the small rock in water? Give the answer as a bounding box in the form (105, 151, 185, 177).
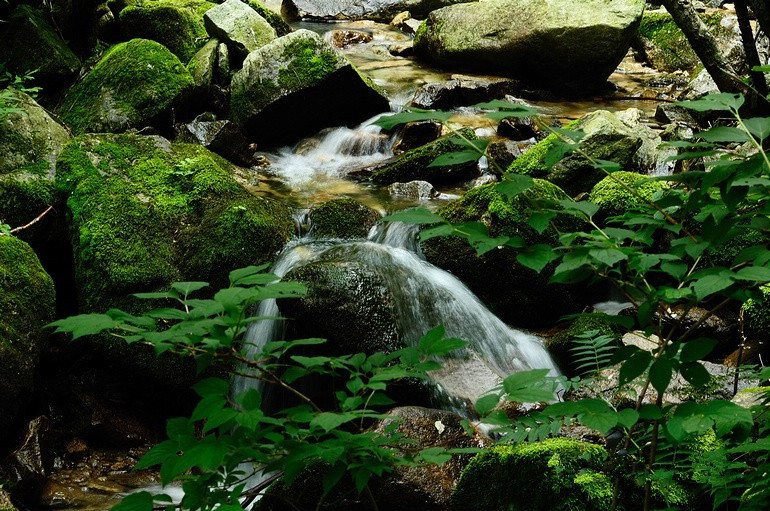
(487, 140, 522, 171)
(392, 120, 443, 153)
(324, 29, 373, 48)
(390, 10, 411, 28)
(388, 42, 414, 57)
(410, 76, 521, 110)
(497, 116, 537, 141)
(471, 173, 498, 187)
(388, 180, 440, 200)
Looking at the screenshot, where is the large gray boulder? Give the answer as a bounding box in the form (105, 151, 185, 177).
(281, 0, 474, 22)
(414, 0, 645, 95)
(204, 0, 277, 60)
(230, 30, 390, 147)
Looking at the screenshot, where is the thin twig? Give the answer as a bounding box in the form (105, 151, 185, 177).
(9, 205, 54, 234)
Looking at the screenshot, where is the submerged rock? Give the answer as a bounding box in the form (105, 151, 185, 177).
(57, 39, 194, 135)
(392, 121, 443, 153)
(410, 77, 520, 110)
(324, 29, 373, 48)
(388, 180, 439, 200)
(0, 89, 70, 239)
(414, 0, 645, 95)
(1, 5, 80, 87)
(231, 30, 389, 147)
(420, 180, 583, 327)
(281, 0, 475, 22)
(204, 0, 277, 60)
(0, 239, 55, 438)
(308, 198, 380, 238)
(118, 0, 215, 62)
(280, 260, 402, 355)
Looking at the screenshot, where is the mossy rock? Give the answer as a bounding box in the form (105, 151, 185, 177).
(450, 438, 613, 511)
(55, 133, 293, 312)
(1, 5, 80, 87)
(702, 228, 770, 269)
(231, 29, 389, 147)
(589, 171, 669, 220)
(420, 180, 584, 327)
(187, 38, 219, 99)
(0, 89, 70, 238)
(508, 111, 658, 196)
(742, 285, 770, 345)
(245, 0, 292, 36)
(369, 130, 480, 186)
(0, 235, 56, 436)
(57, 39, 194, 135)
(118, 0, 216, 62)
(308, 198, 380, 238)
(639, 11, 732, 73)
(279, 260, 402, 356)
(546, 316, 622, 377)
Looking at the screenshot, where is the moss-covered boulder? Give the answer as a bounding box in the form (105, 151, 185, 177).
(0, 5, 80, 88)
(279, 259, 402, 355)
(589, 171, 669, 220)
(508, 110, 661, 196)
(308, 198, 380, 238)
(546, 316, 622, 377)
(0, 89, 70, 238)
(57, 39, 194, 135)
(414, 0, 644, 95)
(420, 180, 583, 327)
(367, 131, 480, 186)
(246, 0, 292, 36)
(639, 11, 744, 74)
(451, 439, 613, 511)
(118, 0, 216, 62)
(204, 0, 276, 60)
(231, 29, 390, 147)
(187, 38, 220, 100)
(0, 236, 56, 437)
(55, 133, 293, 312)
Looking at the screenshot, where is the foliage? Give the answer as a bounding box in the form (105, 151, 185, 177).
(376, 93, 770, 510)
(50, 265, 477, 510)
(0, 66, 40, 117)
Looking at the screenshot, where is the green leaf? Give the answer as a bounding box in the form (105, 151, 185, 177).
(692, 274, 734, 300)
(696, 126, 750, 143)
(517, 244, 558, 272)
(617, 408, 639, 429)
(193, 378, 229, 397)
(419, 223, 455, 242)
(590, 248, 627, 267)
(680, 338, 717, 362)
(311, 412, 357, 432)
(502, 369, 555, 402)
(418, 326, 467, 355)
(676, 93, 744, 112)
(639, 404, 662, 420)
(428, 150, 482, 168)
(419, 447, 452, 465)
(743, 117, 770, 141)
(680, 362, 711, 387)
(171, 281, 209, 295)
(48, 314, 119, 339)
(229, 264, 271, 285)
(111, 492, 154, 511)
(497, 174, 534, 199)
(735, 266, 770, 282)
(649, 359, 673, 395)
(577, 400, 617, 434)
(619, 350, 652, 386)
(475, 394, 501, 416)
(373, 109, 452, 130)
(383, 208, 444, 225)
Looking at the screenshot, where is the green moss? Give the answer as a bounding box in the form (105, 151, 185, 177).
(639, 12, 728, 73)
(0, 235, 55, 432)
(508, 131, 561, 177)
(451, 439, 612, 511)
(371, 130, 479, 185)
(119, 0, 216, 62)
(309, 199, 380, 239)
(703, 229, 770, 269)
(246, 0, 292, 36)
(1, 5, 80, 80)
(55, 134, 293, 311)
(57, 39, 194, 134)
(589, 171, 668, 219)
(276, 37, 343, 93)
(742, 285, 770, 344)
(546, 316, 622, 376)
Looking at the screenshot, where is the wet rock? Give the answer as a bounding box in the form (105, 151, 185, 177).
(281, 0, 475, 22)
(247, 0, 294, 36)
(420, 180, 584, 327)
(390, 12, 422, 35)
(216, 42, 231, 85)
(118, 0, 215, 62)
(324, 29, 373, 48)
(389, 42, 415, 57)
(668, 305, 734, 348)
(486, 140, 522, 172)
(364, 130, 480, 186)
(392, 120, 443, 153)
(204, 0, 277, 60)
(0, 238, 55, 438)
(1, 5, 80, 88)
(497, 116, 537, 141)
(682, 67, 720, 100)
(654, 103, 702, 127)
(2, 417, 54, 491)
(471, 173, 498, 187)
(388, 180, 439, 200)
(0, 89, 70, 242)
(308, 198, 380, 238)
(231, 30, 390, 147)
(410, 77, 520, 110)
(279, 260, 402, 355)
(57, 39, 194, 135)
(187, 38, 219, 102)
(414, 0, 645, 96)
(178, 114, 258, 166)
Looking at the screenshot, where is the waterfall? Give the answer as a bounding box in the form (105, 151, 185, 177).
(232, 222, 559, 410)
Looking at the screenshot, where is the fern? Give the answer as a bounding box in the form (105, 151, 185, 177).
(569, 330, 617, 377)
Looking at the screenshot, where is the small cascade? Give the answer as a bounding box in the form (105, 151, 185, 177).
(232, 222, 559, 410)
(267, 116, 394, 187)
